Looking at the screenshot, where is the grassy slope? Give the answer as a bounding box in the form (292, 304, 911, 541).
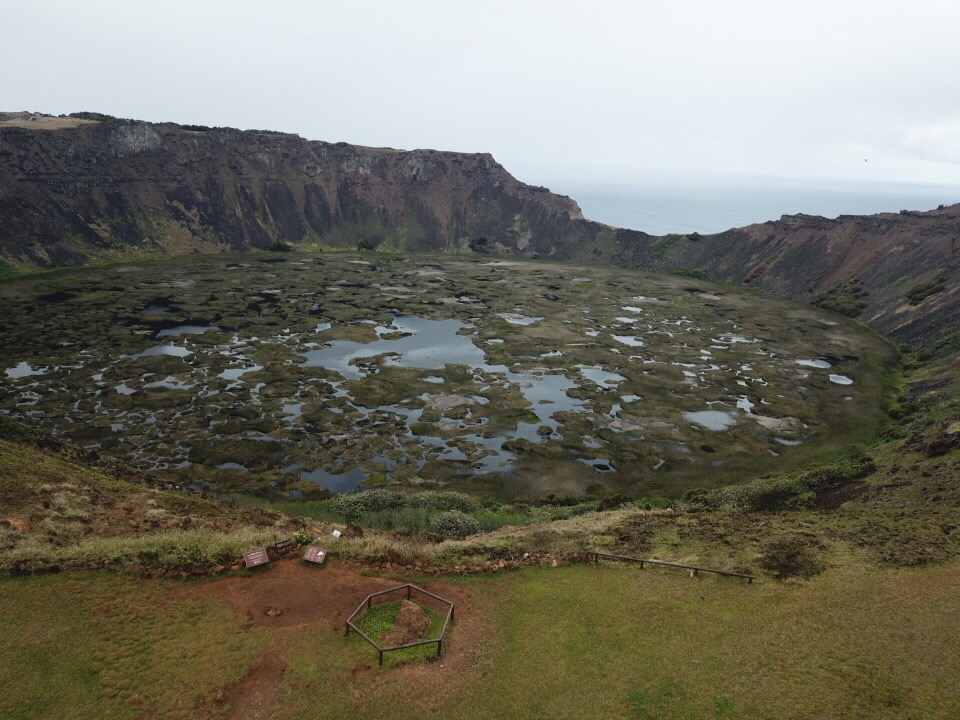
(0, 572, 271, 719)
(2, 558, 958, 719)
(0, 432, 296, 573)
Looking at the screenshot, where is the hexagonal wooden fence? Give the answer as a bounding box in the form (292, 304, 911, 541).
(345, 584, 455, 666)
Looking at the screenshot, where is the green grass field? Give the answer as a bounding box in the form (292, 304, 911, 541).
(3, 557, 958, 719)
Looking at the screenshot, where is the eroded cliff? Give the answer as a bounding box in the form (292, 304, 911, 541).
(1, 112, 957, 347)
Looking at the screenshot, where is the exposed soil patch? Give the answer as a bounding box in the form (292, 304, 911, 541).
(171, 557, 490, 693)
(171, 557, 402, 627)
(814, 479, 869, 510)
(212, 638, 290, 720)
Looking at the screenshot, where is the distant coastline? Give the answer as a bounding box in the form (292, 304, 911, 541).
(558, 180, 960, 235)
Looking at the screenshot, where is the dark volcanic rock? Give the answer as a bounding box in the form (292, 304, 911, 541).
(0, 114, 588, 266)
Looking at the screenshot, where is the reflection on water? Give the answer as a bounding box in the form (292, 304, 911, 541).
(5, 361, 46, 379)
(797, 358, 831, 369)
(303, 317, 486, 380)
(300, 467, 367, 493)
(128, 344, 193, 359)
(829, 374, 854, 385)
(683, 410, 738, 431)
(157, 325, 220, 337)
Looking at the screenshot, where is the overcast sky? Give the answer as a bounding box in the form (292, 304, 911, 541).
(4, 0, 960, 195)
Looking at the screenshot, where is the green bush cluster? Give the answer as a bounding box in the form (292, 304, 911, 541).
(650, 235, 681, 260)
(469, 236, 491, 254)
(429, 510, 481, 539)
(329, 489, 481, 520)
(683, 457, 876, 512)
(684, 475, 815, 512)
(669, 268, 709, 280)
(906, 280, 945, 304)
(271, 491, 598, 536)
(758, 535, 827, 579)
(68, 111, 117, 121)
(0, 259, 16, 279)
(815, 279, 869, 317)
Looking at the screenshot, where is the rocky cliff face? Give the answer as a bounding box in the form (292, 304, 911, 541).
(0, 113, 586, 265)
(1, 112, 957, 348)
(657, 210, 960, 348)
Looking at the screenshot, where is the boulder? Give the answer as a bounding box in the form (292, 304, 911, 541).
(381, 599, 431, 646)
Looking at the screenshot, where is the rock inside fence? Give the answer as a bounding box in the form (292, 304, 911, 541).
(381, 599, 431, 646)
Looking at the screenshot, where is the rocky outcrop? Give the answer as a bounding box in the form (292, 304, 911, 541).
(637, 209, 960, 348)
(1, 112, 957, 348)
(0, 114, 587, 266)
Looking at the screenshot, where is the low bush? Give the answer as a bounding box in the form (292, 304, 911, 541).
(430, 511, 481, 539)
(682, 457, 876, 512)
(469, 236, 490, 254)
(669, 268, 709, 280)
(758, 535, 827, 580)
(409, 490, 481, 512)
(906, 280, 944, 304)
(330, 489, 408, 519)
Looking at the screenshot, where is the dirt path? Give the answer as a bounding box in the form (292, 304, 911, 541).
(172, 558, 491, 714)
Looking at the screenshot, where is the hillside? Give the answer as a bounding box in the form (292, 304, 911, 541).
(0, 111, 585, 264)
(2, 113, 960, 720)
(2, 111, 958, 348)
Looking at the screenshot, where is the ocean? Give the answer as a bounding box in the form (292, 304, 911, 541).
(556, 181, 960, 236)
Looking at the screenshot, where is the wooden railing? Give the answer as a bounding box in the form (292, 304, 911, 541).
(588, 551, 755, 583)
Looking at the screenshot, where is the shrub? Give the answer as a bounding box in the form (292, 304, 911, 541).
(906, 281, 944, 304)
(758, 536, 826, 580)
(669, 268, 709, 280)
(268, 240, 293, 252)
(687, 231, 701, 241)
(430, 511, 480, 539)
(68, 111, 117, 121)
(0, 259, 16, 279)
(359, 507, 434, 533)
(292, 529, 315, 545)
(469, 236, 490, 254)
(0, 414, 29, 440)
(597, 494, 631, 511)
(356, 238, 375, 251)
(683, 477, 816, 510)
(814, 280, 869, 317)
(330, 489, 409, 519)
(409, 491, 481, 513)
(650, 235, 680, 260)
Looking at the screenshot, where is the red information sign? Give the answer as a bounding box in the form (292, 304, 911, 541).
(244, 548, 270, 569)
(303, 546, 327, 565)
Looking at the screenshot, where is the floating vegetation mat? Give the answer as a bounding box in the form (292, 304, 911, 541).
(0, 253, 896, 499)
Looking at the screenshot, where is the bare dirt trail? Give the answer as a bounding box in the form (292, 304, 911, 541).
(172, 557, 492, 716)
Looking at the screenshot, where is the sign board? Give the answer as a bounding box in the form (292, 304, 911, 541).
(273, 539, 293, 555)
(244, 548, 270, 569)
(303, 546, 327, 565)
